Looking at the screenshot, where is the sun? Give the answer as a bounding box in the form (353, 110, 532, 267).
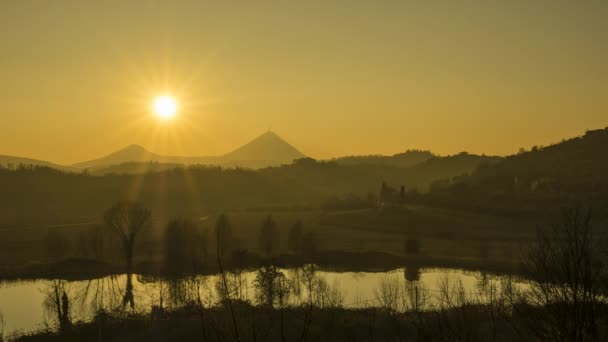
(152, 95, 178, 120)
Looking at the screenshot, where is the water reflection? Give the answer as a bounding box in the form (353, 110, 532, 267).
(404, 266, 421, 282)
(42, 280, 71, 332)
(0, 267, 527, 336)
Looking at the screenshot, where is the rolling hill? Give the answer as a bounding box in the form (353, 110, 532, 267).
(331, 150, 435, 168)
(0, 155, 78, 172)
(422, 127, 608, 217)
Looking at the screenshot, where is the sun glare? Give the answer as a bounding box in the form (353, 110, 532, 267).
(153, 95, 178, 120)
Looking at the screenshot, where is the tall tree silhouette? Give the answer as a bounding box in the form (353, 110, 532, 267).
(215, 214, 233, 260)
(104, 202, 150, 310)
(259, 215, 278, 258)
(288, 220, 303, 253)
(103, 202, 151, 273)
(164, 218, 205, 274)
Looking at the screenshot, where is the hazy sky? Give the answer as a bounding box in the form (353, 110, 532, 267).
(1, 1, 607, 164)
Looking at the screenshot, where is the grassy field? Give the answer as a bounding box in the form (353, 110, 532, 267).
(200, 205, 536, 266)
(0, 204, 539, 274)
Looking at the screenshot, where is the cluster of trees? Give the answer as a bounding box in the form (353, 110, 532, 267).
(41, 202, 321, 277)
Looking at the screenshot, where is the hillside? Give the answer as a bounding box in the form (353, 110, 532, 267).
(331, 150, 435, 168)
(402, 152, 502, 189)
(423, 127, 608, 216)
(471, 128, 608, 185)
(0, 155, 78, 172)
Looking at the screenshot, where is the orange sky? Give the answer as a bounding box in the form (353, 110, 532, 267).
(1, 1, 606, 164)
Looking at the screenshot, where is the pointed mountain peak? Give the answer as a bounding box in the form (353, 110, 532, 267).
(253, 130, 286, 143)
(72, 132, 306, 170)
(224, 131, 306, 163)
(115, 144, 149, 154)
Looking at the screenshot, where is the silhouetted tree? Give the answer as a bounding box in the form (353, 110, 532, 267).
(215, 214, 240, 342)
(43, 280, 71, 332)
(523, 207, 606, 341)
(164, 219, 206, 274)
(0, 311, 4, 342)
(215, 214, 233, 260)
(380, 181, 389, 205)
(253, 265, 290, 308)
(287, 220, 303, 253)
(258, 215, 278, 257)
(103, 202, 150, 273)
(379, 181, 399, 205)
(60, 292, 70, 330)
(301, 231, 318, 261)
(103, 202, 150, 311)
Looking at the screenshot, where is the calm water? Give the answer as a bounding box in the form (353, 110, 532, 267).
(0, 267, 526, 337)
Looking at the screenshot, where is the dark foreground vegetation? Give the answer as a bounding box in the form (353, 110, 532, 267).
(13, 301, 608, 342)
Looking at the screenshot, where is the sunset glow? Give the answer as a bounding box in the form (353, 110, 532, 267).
(153, 95, 178, 120)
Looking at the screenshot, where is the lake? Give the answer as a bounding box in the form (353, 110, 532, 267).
(0, 267, 527, 337)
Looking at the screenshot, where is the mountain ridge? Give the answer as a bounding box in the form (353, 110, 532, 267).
(72, 131, 307, 170)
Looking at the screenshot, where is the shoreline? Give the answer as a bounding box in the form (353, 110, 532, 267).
(0, 250, 523, 282)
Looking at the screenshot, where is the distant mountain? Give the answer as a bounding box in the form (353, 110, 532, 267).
(223, 131, 306, 164)
(73, 131, 306, 171)
(72, 144, 165, 169)
(0, 155, 78, 172)
(332, 150, 435, 168)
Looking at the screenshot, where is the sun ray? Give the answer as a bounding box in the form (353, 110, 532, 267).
(153, 95, 178, 120)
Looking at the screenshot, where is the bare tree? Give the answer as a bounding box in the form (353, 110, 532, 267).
(312, 277, 344, 309)
(216, 214, 241, 342)
(435, 272, 479, 342)
(43, 280, 71, 332)
(103, 202, 150, 311)
(103, 201, 151, 274)
(522, 207, 606, 341)
(298, 264, 316, 342)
